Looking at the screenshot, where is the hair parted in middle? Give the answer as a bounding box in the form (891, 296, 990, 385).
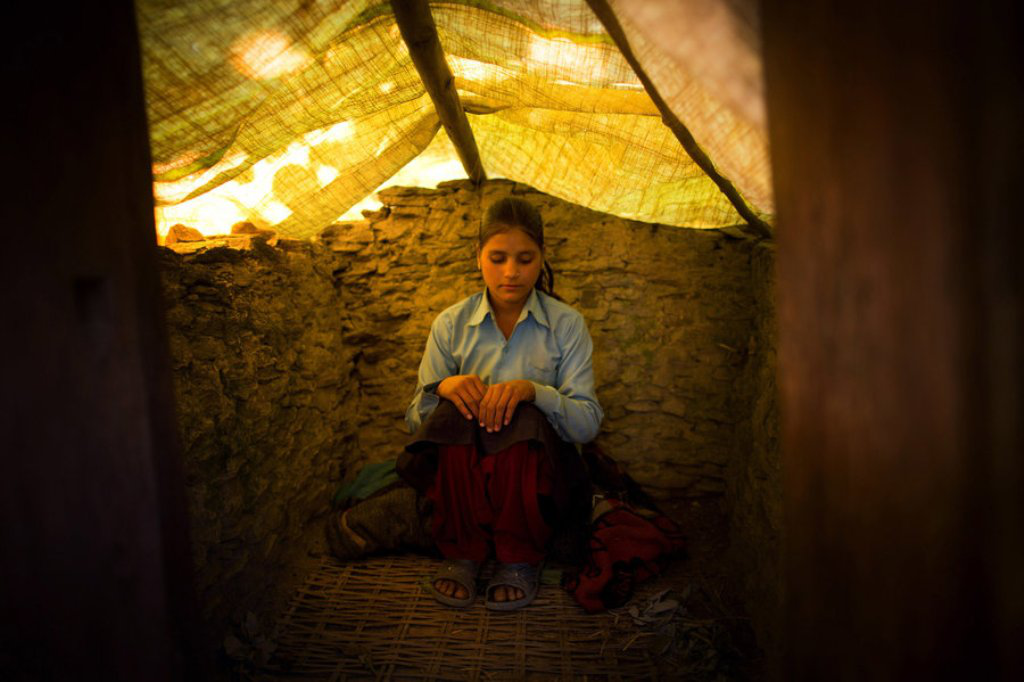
(480, 197, 559, 299)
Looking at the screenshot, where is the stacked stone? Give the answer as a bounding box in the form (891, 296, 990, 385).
(323, 179, 758, 497)
(159, 240, 358, 623)
(159, 178, 773, 639)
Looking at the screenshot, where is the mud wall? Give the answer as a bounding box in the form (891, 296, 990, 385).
(159, 241, 358, 633)
(331, 180, 758, 497)
(159, 179, 779, 649)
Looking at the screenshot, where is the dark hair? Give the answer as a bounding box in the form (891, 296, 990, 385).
(480, 197, 559, 299)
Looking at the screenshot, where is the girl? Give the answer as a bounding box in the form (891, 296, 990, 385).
(402, 196, 602, 610)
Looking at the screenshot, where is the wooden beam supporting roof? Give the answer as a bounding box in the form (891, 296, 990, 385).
(391, 0, 486, 184)
(585, 0, 772, 239)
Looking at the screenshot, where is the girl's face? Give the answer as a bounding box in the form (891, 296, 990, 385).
(477, 227, 543, 311)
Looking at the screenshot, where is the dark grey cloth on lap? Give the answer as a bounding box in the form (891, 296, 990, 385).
(398, 400, 586, 509)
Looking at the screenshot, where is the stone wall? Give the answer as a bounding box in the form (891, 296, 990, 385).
(728, 242, 782, 668)
(159, 240, 358, 632)
(159, 179, 779, 653)
(327, 180, 758, 497)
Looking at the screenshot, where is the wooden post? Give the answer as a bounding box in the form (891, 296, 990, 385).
(391, 0, 487, 184)
(0, 2, 202, 679)
(585, 0, 772, 239)
(764, 0, 1023, 679)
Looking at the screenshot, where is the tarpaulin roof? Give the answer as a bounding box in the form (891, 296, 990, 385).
(138, 0, 772, 238)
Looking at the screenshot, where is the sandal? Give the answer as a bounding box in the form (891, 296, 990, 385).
(485, 562, 541, 611)
(424, 559, 479, 608)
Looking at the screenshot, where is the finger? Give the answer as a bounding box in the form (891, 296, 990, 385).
(491, 385, 512, 431)
(467, 378, 486, 403)
(461, 381, 483, 418)
(450, 393, 473, 420)
(503, 392, 520, 426)
(480, 386, 498, 429)
(489, 386, 510, 431)
(478, 388, 490, 429)
(468, 376, 487, 401)
(462, 390, 481, 419)
(491, 385, 508, 429)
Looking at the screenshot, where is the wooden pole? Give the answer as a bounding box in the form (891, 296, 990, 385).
(391, 0, 486, 184)
(585, 0, 772, 239)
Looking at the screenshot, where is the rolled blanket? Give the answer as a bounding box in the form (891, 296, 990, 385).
(325, 484, 433, 560)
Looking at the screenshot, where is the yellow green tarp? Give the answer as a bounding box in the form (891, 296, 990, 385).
(138, 0, 772, 238)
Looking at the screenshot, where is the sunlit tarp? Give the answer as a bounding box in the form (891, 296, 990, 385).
(608, 0, 773, 216)
(138, 0, 772, 238)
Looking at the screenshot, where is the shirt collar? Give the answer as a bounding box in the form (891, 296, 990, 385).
(467, 288, 550, 329)
(524, 288, 550, 328)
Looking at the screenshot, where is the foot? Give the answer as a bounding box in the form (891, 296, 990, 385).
(434, 577, 472, 601)
(425, 559, 479, 607)
(488, 584, 526, 603)
(485, 562, 541, 611)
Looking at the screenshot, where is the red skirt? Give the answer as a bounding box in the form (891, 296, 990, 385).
(400, 400, 587, 563)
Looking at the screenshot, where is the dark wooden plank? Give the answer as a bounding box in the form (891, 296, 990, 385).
(764, 0, 1023, 679)
(391, 0, 486, 184)
(0, 2, 203, 679)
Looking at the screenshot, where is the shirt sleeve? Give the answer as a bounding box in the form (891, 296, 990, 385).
(405, 313, 459, 433)
(529, 313, 603, 443)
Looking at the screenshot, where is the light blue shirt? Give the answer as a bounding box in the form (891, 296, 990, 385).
(406, 288, 603, 443)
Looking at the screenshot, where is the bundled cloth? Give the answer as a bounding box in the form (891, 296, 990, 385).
(324, 460, 433, 560)
(561, 445, 687, 613)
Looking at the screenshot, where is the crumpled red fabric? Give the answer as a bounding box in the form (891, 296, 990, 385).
(562, 499, 686, 613)
(428, 441, 553, 564)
